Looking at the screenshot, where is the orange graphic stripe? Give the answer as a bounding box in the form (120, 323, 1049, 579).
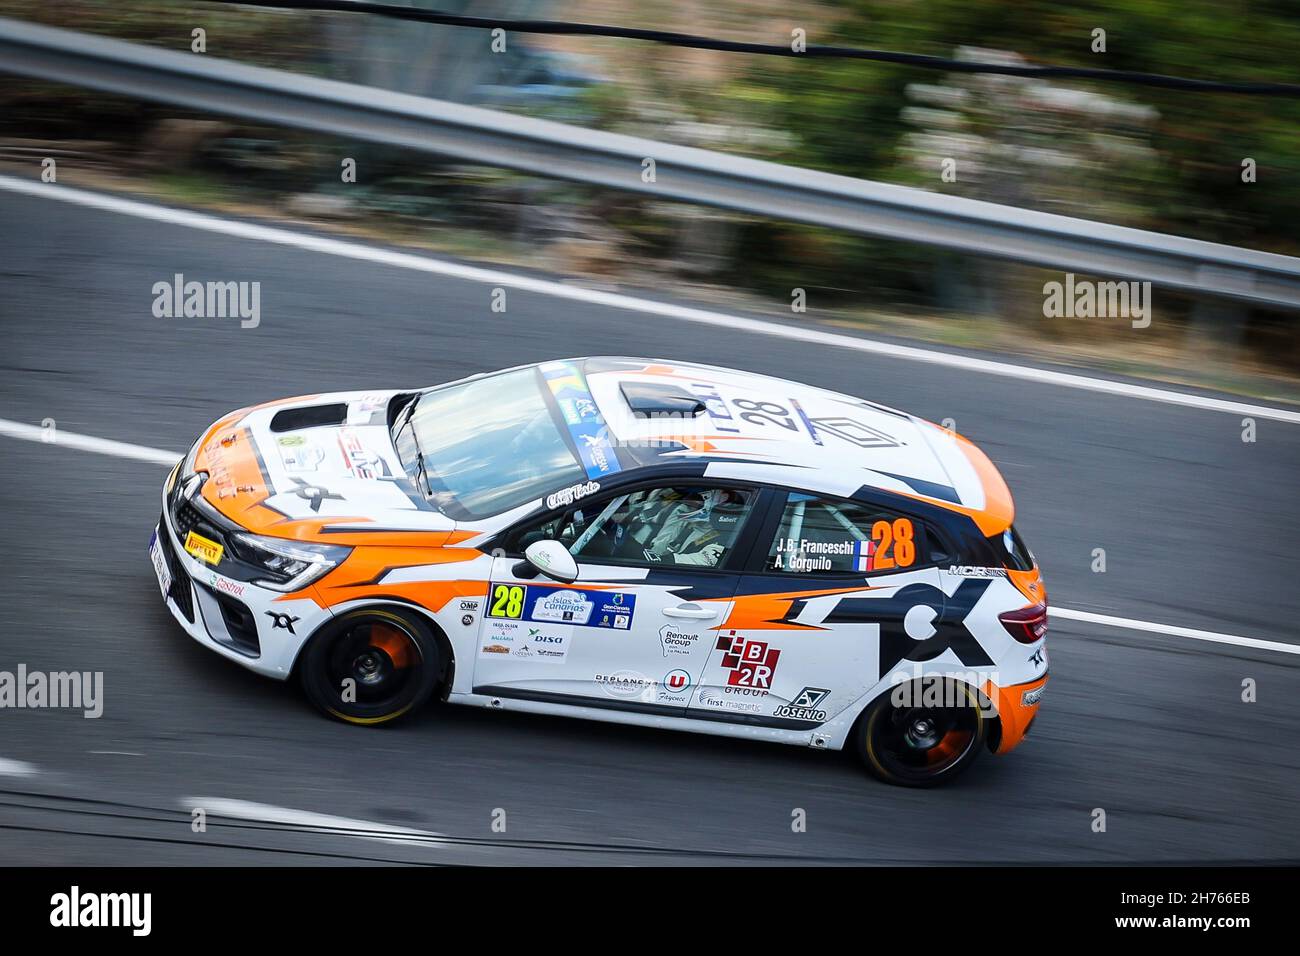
(721, 586, 870, 631)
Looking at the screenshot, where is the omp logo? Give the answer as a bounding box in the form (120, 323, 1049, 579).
(50, 886, 151, 936)
(152, 273, 261, 329)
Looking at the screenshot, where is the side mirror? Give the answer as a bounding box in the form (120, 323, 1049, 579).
(516, 539, 578, 584)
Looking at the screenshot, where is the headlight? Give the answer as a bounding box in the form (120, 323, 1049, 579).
(228, 533, 351, 591)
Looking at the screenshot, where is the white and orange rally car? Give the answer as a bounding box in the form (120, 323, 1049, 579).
(149, 358, 1048, 786)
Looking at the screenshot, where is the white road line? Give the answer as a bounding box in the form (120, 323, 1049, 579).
(0, 758, 39, 777)
(1050, 607, 1300, 655)
(184, 798, 444, 847)
(2, 415, 1295, 659)
(3, 174, 1298, 424)
(0, 418, 180, 466)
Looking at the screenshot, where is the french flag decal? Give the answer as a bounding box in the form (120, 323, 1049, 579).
(855, 539, 876, 572)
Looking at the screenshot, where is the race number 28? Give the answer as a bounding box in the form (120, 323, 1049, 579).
(870, 518, 916, 570)
(489, 583, 525, 619)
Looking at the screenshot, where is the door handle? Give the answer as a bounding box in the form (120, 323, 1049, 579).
(663, 603, 717, 620)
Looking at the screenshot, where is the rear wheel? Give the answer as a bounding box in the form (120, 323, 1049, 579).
(299, 608, 440, 725)
(855, 678, 986, 787)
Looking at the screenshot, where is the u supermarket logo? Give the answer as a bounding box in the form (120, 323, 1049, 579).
(663, 669, 691, 692)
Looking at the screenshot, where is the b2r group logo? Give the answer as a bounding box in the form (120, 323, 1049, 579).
(716, 632, 780, 689)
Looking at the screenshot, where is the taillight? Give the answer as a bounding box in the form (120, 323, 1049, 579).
(1000, 602, 1048, 644)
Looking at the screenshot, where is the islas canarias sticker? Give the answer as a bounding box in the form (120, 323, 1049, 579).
(540, 361, 622, 479)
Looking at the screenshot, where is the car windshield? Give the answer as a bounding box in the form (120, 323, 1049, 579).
(397, 366, 586, 519)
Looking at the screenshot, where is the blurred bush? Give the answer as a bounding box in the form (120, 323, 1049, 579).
(709, 1, 1299, 276)
(1, 0, 1298, 378)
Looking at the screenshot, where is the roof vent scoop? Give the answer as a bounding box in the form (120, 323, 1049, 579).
(269, 403, 349, 432)
(619, 382, 707, 419)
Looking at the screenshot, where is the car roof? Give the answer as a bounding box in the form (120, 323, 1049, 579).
(570, 357, 1013, 533)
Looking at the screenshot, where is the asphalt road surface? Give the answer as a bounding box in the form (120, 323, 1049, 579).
(1, 185, 1297, 864)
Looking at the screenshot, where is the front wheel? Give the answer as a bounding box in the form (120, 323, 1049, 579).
(854, 678, 986, 787)
(299, 608, 441, 725)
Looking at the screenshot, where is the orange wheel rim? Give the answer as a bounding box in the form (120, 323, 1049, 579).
(926, 729, 971, 765)
(368, 623, 414, 669)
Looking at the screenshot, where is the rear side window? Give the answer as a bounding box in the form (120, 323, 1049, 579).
(988, 525, 1036, 571)
(765, 493, 949, 574)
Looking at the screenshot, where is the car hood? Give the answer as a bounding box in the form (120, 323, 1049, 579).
(192, 390, 457, 540)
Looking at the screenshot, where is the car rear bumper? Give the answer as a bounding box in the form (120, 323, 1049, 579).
(985, 674, 1048, 755)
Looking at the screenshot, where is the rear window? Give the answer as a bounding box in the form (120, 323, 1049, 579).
(988, 525, 1036, 571)
(766, 493, 951, 574)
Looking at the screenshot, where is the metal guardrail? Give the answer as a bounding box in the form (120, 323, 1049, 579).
(3, 16, 1299, 310)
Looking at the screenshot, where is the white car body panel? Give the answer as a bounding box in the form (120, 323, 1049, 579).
(150, 358, 1047, 756)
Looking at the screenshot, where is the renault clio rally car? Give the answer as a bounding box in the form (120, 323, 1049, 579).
(149, 358, 1048, 786)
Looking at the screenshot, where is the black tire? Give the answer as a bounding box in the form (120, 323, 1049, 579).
(854, 678, 986, 787)
(299, 607, 441, 725)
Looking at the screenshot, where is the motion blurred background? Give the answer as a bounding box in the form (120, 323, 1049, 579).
(2, 0, 1298, 396)
(2, 1, 1299, 867)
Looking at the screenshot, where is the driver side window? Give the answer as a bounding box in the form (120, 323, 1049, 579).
(515, 485, 756, 569)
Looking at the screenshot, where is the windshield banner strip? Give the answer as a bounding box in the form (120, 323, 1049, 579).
(540, 361, 622, 479)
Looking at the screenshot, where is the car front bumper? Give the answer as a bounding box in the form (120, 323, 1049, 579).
(149, 495, 330, 680)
